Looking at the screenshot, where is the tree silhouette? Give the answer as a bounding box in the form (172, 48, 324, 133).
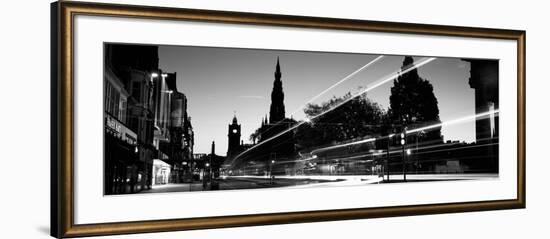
(295, 93, 385, 150)
(389, 56, 442, 142)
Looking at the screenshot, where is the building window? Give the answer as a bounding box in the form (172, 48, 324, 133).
(120, 99, 127, 124)
(105, 80, 121, 120)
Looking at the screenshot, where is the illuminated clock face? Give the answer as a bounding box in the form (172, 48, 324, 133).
(232, 129, 238, 134)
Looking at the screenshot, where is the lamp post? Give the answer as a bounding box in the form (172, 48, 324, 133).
(269, 153, 276, 184)
(400, 131, 407, 182)
(386, 133, 393, 182)
(270, 159, 275, 184)
(203, 162, 210, 190)
(147, 72, 159, 190)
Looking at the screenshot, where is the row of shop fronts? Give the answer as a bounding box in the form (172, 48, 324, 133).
(104, 44, 194, 195)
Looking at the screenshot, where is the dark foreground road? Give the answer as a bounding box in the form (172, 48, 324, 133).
(141, 177, 332, 193)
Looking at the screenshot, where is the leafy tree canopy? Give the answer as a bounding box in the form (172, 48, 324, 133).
(295, 93, 385, 150)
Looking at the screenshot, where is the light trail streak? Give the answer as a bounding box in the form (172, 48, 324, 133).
(412, 142, 499, 156)
(312, 138, 376, 154)
(407, 109, 499, 134)
(288, 55, 385, 117)
(307, 57, 436, 121)
(310, 108, 499, 155)
(229, 57, 437, 166)
(253, 56, 385, 145)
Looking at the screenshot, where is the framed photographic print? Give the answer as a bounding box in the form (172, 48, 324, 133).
(51, 1, 525, 238)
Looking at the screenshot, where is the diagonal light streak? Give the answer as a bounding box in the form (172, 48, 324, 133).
(288, 55, 385, 117)
(310, 108, 499, 154)
(407, 109, 499, 134)
(309, 57, 436, 121)
(258, 55, 385, 141)
(229, 57, 437, 166)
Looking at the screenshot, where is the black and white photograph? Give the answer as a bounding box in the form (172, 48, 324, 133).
(3, 0, 540, 238)
(104, 43, 499, 195)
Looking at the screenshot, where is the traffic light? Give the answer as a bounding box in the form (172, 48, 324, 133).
(400, 132, 406, 145)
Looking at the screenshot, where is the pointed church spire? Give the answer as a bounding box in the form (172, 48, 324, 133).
(261, 116, 265, 127)
(269, 57, 285, 123)
(211, 140, 215, 155)
(275, 56, 281, 76)
(232, 111, 238, 124)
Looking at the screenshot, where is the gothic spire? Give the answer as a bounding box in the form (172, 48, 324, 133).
(211, 141, 215, 155)
(269, 57, 285, 123)
(232, 111, 238, 124)
(261, 116, 265, 127)
(275, 56, 281, 76)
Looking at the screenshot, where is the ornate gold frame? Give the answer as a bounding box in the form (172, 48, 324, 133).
(51, 1, 526, 238)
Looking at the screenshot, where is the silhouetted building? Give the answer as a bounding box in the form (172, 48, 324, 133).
(104, 64, 139, 194)
(463, 59, 499, 172)
(104, 44, 159, 194)
(464, 59, 499, 141)
(104, 44, 196, 192)
(269, 57, 286, 123)
(208, 141, 225, 180)
(230, 58, 297, 174)
(106, 44, 159, 74)
(262, 58, 296, 161)
(227, 114, 242, 158)
(184, 117, 194, 157)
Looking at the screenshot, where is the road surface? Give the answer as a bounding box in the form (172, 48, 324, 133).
(139, 173, 497, 193)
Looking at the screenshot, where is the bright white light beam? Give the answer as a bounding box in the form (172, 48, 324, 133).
(407, 109, 500, 134)
(289, 55, 385, 117)
(310, 57, 436, 121)
(310, 108, 499, 154)
(230, 57, 437, 164)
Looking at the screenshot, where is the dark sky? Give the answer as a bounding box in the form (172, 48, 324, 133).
(159, 45, 475, 155)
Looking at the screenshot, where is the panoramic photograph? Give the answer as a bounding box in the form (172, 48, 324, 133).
(103, 43, 499, 195)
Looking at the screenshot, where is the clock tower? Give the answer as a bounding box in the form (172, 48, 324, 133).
(227, 114, 241, 158)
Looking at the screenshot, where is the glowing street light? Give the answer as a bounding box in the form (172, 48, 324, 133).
(400, 130, 407, 182)
(385, 133, 394, 182)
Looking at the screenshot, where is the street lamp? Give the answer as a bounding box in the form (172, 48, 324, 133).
(415, 130, 425, 174)
(386, 133, 394, 182)
(400, 130, 407, 182)
(270, 159, 275, 184)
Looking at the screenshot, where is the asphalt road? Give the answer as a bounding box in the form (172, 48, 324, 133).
(138, 173, 497, 193)
(140, 177, 332, 193)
